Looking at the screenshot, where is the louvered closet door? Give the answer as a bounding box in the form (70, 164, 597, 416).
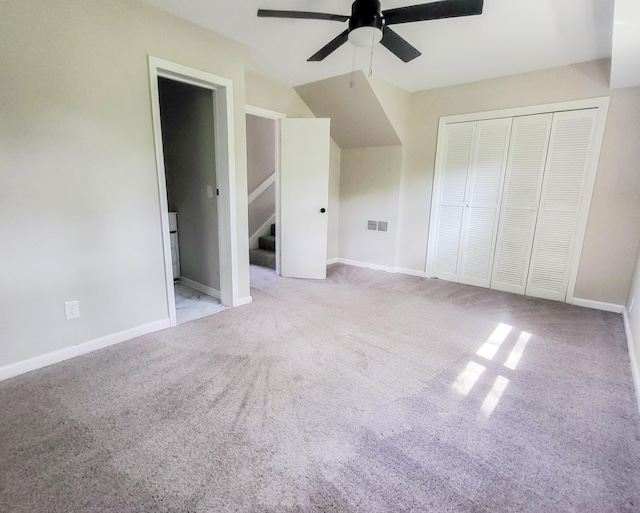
(491, 114, 553, 294)
(526, 109, 598, 301)
(431, 122, 476, 281)
(458, 118, 512, 287)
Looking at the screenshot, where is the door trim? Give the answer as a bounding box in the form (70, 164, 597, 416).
(246, 105, 285, 275)
(149, 56, 239, 326)
(427, 96, 610, 304)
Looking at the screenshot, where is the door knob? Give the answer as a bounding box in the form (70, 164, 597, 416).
(320, 208, 326, 213)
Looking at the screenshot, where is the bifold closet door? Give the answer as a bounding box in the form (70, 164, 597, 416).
(430, 121, 476, 282)
(457, 118, 512, 287)
(525, 109, 598, 301)
(429, 118, 511, 285)
(491, 114, 553, 294)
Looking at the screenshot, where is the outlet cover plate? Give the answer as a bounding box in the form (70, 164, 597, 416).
(377, 221, 388, 232)
(65, 301, 80, 320)
(367, 220, 377, 231)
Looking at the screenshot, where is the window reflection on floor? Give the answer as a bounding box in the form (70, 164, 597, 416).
(452, 323, 532, 417)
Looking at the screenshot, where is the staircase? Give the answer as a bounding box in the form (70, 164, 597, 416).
(249, 223, 276, 270)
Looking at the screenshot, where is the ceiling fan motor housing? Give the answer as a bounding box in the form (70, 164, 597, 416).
(348, 0, 384, 46)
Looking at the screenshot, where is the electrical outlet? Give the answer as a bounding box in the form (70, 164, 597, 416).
(630, 296, 635, 313)
(64, 300, 80, 320)
(367, 220, 377, 231)
(377, 221, 388, 232)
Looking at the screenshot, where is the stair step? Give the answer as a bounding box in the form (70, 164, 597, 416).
(259, 234, 276, 252)
(270, 223, 276, 236)
(249, 248, 276, 270)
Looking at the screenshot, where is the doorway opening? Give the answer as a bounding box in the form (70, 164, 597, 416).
(244, 106, 331, 282)
(157, 78, 224, 324)
(245, 106, 285, 279)
(149, 57, 240, 327)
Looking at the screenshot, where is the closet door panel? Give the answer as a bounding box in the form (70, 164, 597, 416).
(491, 114, 553, 294)
(526, 109, 598, 301)
(434, 205, 464, 276)
(431, 122, 476, 281)
(459, 118, 512, 287)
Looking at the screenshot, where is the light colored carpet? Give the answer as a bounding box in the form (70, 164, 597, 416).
(1, 264, 640, 512)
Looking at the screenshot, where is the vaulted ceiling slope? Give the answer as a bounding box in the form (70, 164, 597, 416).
(139, 0, 622, 92)
(295, 71, 402, 149)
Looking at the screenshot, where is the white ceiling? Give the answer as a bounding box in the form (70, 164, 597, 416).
(140, 0, 615, 92)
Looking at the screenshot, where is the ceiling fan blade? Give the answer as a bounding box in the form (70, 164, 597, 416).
(380, 26, 421, 63)
(307, 29, 350, 61)
(257, 9, 349, 23)
(383, 0, 484, 25)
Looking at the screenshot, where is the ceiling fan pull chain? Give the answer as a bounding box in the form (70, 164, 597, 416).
(368, 27, 376, 77)
(350, 44, 357, 88)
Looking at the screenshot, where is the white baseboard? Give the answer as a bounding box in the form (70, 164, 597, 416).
(571, 298, 624, 313)
(336, 258, 396, 273)
(394, 267, 427, 278)
(623, 307, 640, 416)
(235, 296, 253, 307)
(0, 319, 170, 382)
(179, 276, 220, 299)
(326, 258, 339, 265)
(334, 258, 426, 278)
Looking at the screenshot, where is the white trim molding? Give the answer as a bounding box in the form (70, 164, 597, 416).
(336, 258, 396, 273)
(395, 267, 428, 278)
(246, 105, 286, 120)
(248, 172, 276, 205)
(571, 298, 624, 313)
(149, 56, 239, 326)
(333, 258, 426, 278)
(235, 296, 253, 307)
(0, 320, 170, 381)
(179, 277, 220, 299)
(438, 97, 611, 125)
(623, 307, 640, 416)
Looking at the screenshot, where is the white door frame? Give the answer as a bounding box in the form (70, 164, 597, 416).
(426, 96, 610, 304)
(149, 56, 239, 326)
(245, 105, 286, 276)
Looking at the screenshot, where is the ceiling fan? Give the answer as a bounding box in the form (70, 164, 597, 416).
(257, 0, 484, 63)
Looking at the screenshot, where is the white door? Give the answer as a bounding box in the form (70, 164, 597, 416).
(428, 121, 476, 281)
(280, 118, 331, 279)
(525, 109, 598, 301)
(491, 114, 553, 294)
(458, 118, 512, 287)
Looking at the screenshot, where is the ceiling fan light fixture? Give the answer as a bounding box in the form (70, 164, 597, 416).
(348, 26, 383, 47)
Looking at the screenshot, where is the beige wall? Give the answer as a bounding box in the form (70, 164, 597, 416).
(246, 114, 276, 192)
(159, 78, 220, 290)
(395, 60, 640, 304)
(338, 146, 403, 268)
(0, 0, 250, 367)
(245, 71, 315, 118)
